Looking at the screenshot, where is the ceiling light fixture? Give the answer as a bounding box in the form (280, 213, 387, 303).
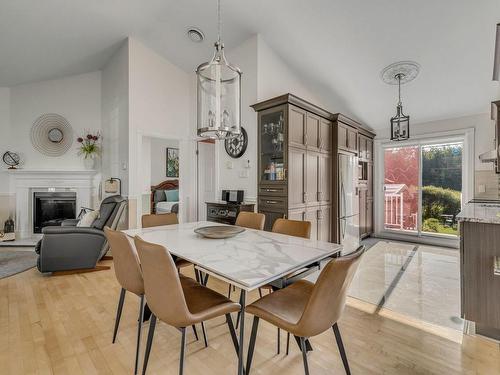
(187, 27, 205, 43)
(196, 0, 242, 140)
(381, 61, 420, 141)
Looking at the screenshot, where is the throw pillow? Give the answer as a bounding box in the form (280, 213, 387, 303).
(165, 189, 179, 202)
(154, 189, 166, 202)
(77, 210, 100, 227)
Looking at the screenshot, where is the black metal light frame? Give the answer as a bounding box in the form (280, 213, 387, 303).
(390, 73, 410, 141)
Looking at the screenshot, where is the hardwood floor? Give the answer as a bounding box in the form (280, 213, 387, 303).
(0, 260, 499, 374)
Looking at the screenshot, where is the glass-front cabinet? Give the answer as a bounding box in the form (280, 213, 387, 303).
(258, 105, 287, 184)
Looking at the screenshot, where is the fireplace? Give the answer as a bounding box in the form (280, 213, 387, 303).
(33, 192, 77, 233)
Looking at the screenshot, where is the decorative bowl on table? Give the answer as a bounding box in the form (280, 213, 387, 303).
(194, 225, 245, 239)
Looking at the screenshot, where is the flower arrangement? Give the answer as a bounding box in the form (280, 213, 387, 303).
(77, 131, 101, 159)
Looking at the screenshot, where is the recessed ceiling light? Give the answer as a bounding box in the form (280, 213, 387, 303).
(187, 27, 205, 43)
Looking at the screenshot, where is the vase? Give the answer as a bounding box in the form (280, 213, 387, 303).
(83, 156, 95, 170)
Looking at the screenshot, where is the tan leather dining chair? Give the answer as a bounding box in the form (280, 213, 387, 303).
(141, 213, 193, 272)
(272, 218, 311, 239)
(227, 212, 266, 299)
(235, 211, 266, 230)
(134, 236, 241, 375)
(245, 245, 365, 375)
(105, 227, 146, 375)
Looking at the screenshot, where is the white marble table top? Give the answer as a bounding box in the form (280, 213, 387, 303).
(457, 203, 500, 224)
(123, 221, 342, 291)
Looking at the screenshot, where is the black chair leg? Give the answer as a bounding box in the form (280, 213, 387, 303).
(258, 288, 263, 298)
(226, 314, 239, 354)
(179, 327, 187, 375)
(228, 284, 232, 299)
(142, 314, 157, 375)
(299, 337, 310, 375)
(201, 321, 208, 348)
(195, 269, 200, 283)
(246, 316, 260, 375)
(286, 332, 290, 355)
(277, 328, 281, 354)
(236, 291, 243, 329)
(332, 323, 351, 375)
(192, 325, 199, 341)
(112, 288, 126, 343)
(134, 295, 145, 375)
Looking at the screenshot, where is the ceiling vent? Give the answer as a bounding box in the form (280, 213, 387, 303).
(187, 27, 205, 43)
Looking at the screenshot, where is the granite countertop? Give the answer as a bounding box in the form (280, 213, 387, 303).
(457, 202, 500, 224)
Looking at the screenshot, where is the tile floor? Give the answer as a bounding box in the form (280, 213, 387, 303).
(348, 238, 464, 331)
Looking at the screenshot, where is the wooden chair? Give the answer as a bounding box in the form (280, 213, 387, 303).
(133, 236, 242, 375)
(246, 245, 365, 375)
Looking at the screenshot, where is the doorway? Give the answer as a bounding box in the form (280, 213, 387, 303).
(196, 140, 217, 221)
(382, 138, 465, 241)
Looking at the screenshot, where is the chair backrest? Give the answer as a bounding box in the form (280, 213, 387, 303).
(297, 246, 365, 337)
(133, 236, 192, 327)
(235, 212, 265, 230)
(104, 227, 144, 296)
(142, 213, 178, 228)
(272, 218, 311, 239)
(92, 195, 127, 230)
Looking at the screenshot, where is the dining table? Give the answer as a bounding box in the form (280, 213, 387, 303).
(123, 221, 343, 375)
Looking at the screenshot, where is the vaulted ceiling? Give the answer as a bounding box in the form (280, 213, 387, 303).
(1, 0, 499, 128)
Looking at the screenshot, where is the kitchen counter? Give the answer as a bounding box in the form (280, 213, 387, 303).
(456, 202, 500, 224)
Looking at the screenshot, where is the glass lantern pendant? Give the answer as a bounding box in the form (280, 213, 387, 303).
(390, 73, 410, 141)
(196, 0, 242, 139)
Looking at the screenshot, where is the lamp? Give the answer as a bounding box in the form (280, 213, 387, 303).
(196, 0, 242, 140)
(105, 177, 121, 195)
(390, 74, 410, 141)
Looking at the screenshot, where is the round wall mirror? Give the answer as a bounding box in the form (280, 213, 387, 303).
(48, 128, 64, 143)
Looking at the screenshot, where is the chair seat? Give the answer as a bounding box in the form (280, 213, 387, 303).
(247, 279, 314, 334)
(175, 258, 192, 269)
(180, 276, 240, 323)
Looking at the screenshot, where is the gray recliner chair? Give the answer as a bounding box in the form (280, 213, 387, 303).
(36, 195, 127, 273)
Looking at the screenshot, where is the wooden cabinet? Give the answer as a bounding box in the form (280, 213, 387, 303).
(358, 133, 374, 161)
(289, 105, 307, 149)
(253, 94, 334, 241)
(338, 123, 358, 153)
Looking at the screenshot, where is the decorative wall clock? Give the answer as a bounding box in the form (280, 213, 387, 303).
(224, 126, 248, 158)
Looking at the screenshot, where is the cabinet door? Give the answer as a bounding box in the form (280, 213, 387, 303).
(305, 207, 319, 241)
(359, 189, 367, 237)
(338, 123, 348, 150)
(347, 127, 358, 152)
(306, 113, 320, 151)
(366, 138, 374, 160)
(318, 205, 332, 242)
(306, 152, 319, 207)
(319, 119, 332, 153)
(288, 147, 306, 209)
(358, 134, 367, 159)
(289, 105, 307, 149)
(318, 153, 332, 205)
(366, 198, 373, 235)
(288, 207, 306, 221)
(367, 163, 373, 199)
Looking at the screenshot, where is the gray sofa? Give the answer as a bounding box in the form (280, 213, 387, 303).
(36, 195, 127, 273)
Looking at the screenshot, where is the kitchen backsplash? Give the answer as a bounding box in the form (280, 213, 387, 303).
(475, 170, 500, 199)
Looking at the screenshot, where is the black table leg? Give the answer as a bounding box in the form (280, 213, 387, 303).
(237, 290, 246, 375)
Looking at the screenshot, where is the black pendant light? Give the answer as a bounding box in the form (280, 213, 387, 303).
(381, 61, 420, 142)
(390, 73, 410, 141)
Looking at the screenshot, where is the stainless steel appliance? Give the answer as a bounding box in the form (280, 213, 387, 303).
(338, 153, 360, 254)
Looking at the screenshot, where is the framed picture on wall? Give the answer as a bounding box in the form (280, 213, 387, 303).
(166, 147, 179, 177)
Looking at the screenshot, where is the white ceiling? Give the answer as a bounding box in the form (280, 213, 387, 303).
(1, 0, 499, 129)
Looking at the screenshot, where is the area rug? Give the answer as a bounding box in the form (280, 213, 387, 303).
(0, 249, 37, 279)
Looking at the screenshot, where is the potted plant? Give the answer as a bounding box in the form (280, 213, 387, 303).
(77, 131, 100, 170)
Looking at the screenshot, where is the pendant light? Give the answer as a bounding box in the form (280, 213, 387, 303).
(196, 0, 242, 139)
(493, 23, 499, 81)
(390, 73, 410, 141)
(381, 61, 420, 141)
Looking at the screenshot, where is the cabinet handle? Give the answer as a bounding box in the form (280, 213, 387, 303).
(265, 188, 279, 192)
(304, 133, 308, 146)
(266, 200, 279, 205)
(303, 192, 308, 203)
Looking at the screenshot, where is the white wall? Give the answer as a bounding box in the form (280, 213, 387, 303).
(0, 72, 102, 223)
(101, 40, 130, 196)
(128, 38, 195, 225)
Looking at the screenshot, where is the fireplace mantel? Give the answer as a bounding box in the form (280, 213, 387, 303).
(9, 169, 98, 239)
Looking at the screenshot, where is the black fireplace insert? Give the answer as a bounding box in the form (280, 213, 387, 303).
(33, 192, 77, 233)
